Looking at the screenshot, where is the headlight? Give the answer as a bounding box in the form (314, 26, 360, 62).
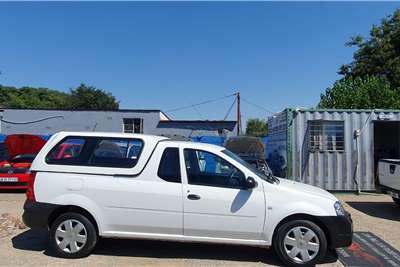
(334, 201, 346, 216)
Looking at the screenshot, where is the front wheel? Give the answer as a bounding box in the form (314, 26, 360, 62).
(273, 220, 327, 267)
(49, 212, 98, 258)
(393, 197, 400, 206)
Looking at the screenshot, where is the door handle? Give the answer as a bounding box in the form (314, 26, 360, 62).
(187, 194, 201, 200)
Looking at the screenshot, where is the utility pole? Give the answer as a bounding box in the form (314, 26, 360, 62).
(236, 91, 241, 136)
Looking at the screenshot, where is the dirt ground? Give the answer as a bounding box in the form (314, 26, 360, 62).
(0, 192, 399, 267)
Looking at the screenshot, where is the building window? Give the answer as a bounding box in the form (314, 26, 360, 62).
(123, 118, 143, 134)
(309, 121, 344, 151)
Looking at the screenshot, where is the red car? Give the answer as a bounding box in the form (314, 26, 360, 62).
(0, 134, 46, 190)
(48, 142, 83, 159)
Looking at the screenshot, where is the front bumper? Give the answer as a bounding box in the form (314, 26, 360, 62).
(0, 174, 30, 189)
(377, 184, 400, 198)
(318, 212, 353, 248)
(22, 200, 61, 230)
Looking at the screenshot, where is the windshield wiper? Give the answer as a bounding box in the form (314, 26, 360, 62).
(264, 171, 279, 184)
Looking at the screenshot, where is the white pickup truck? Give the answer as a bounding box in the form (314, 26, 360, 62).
(23, 132, 353, 266)
(378, 159, 400, 205)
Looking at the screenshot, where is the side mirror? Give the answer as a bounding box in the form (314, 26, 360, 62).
(245, 177, 258, 189)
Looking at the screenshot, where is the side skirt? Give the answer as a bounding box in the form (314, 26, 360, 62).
(101, 231, 269, 247)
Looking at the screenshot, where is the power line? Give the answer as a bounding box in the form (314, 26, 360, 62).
(0, 115, 64, 124)
(223, 97, 236, 121)
(164, 92, 275, 122)
(192, 105, 204, 120)
(165, 93, 236, 113)
(241, 97, 275, 114)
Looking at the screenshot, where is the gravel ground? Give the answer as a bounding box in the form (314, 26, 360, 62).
(0, 192, 398, 267)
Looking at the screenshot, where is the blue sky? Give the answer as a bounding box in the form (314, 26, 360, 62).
(0, 2, 399, 121)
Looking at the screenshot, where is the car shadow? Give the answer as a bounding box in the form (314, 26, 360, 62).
(347, 201, 400, 221)
(231, 190, 252, 213)
(11, 229, 49, 252)
(12, 230, 338, 266)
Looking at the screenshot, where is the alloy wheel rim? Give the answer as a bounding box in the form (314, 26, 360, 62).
(283, 226, 320, 263)
(55, 219, 87, 253)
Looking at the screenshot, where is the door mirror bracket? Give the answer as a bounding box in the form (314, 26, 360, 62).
(244, 177, 257, 190)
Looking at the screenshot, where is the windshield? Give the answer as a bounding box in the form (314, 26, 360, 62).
(222, 149, 279, 184)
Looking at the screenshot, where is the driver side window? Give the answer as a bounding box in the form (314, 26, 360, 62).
(184, 149, 245, 189)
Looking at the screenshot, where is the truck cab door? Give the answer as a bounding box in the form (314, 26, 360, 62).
(181, 148, 265, 241)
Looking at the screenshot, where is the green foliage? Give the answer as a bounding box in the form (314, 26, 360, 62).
(339, 9, 400, 89)
(69, 84, 119, 110)
(0, 86, 70, 108)
(0, 84, 119, 110)
(245, 118, 268, 137)
(320, 9, 400, 109)
(318, 76, 400, 109)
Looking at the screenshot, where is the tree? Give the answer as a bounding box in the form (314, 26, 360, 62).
(339, 9, 400, 89)
(318, 76, 400, 109)
(69, 84, 119, 110)
(245, 118, 268, 137)
(0, 84, 120, 110)
(0, 86, 70, 108)
(318, 9, 400, 109)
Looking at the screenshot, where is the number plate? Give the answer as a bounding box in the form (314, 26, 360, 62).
(0, 177, 18, 182)
(389, 191, 400, 199)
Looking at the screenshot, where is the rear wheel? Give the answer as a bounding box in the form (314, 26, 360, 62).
(273, 220, 327, 267)
(393, 197, 400, 206)
(49, 212, 98, 258)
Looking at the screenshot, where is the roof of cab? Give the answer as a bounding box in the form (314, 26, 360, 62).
(162, 139, 225, 151)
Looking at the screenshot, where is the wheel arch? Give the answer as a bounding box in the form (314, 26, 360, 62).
(272, 213, 332, 248)
(48, 205, 100, 234)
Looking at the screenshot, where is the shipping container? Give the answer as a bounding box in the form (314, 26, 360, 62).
(267, 108, 400, 191)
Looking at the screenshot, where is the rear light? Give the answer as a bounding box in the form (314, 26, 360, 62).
(26, 171, 36, 202)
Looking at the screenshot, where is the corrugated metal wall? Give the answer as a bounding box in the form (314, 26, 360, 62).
(266, 111, 288, 178)
(290, 110, 400, 191)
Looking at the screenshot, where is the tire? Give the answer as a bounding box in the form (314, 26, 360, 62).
(393, 197, 400, 206)
(49, 212, 98, 258)
(273, 220, 327, 267)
